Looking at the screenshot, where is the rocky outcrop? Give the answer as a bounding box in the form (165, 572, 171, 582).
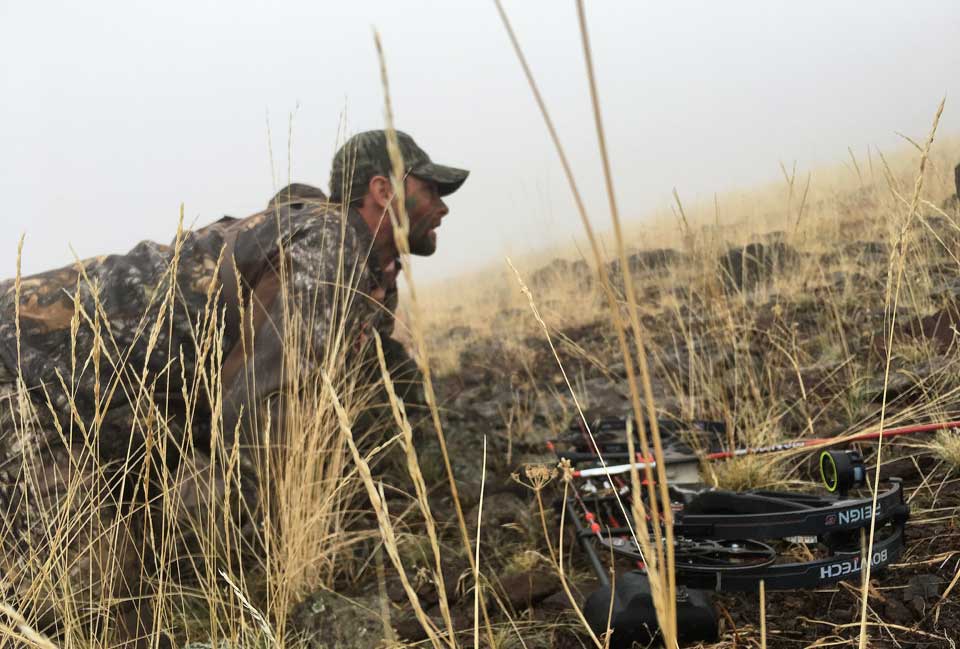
(718, 241, 799, 291)
(529, 258, 592, 289)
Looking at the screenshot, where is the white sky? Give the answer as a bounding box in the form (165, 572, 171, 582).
(2, 1, 958, 280)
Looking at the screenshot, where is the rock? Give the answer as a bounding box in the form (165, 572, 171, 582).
(939, 163, 960, 211)
(904, 574, 942, 602)
(882, 597, 915, 625)
(498, 569, 563, 610)
(391, 618, 427, 643)
(578, 377, 628, 414)
(755, 230, 788, 245)
(462, 394, 504, 422)
(607, 248, 683, 279)
(535, 589, 576, 615)
(415, 419, 512, 509)
(922, 214, 953, 235)
(457, 339, 509, 384)
(718, 242, 799, 292)
(559, 320, 608, 347)
(879, 455, 941, 481)
(862, 358, 948, 403)
(872, 306, 960, 358)
(386, 559, 469, 608)
(287, 590, 385, 649)
(530, 258, 592, 289)
(842, 240, 889, 260)
(907, 305, 959, 352)
(443, 325, 474, 342)
(467, 491, 533, 546)
(829, 271, 873, 292)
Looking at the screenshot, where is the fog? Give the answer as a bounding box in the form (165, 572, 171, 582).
(2, 1, 958, 281)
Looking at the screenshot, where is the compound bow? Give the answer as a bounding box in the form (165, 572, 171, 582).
(551, 414, 917, 645)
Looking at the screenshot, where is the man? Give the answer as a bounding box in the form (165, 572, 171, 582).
(0, 130, 467, 643)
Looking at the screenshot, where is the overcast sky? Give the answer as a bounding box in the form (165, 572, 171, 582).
(2, 1, 958, 281)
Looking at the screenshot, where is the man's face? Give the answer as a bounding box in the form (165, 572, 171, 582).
(401, 175, 449, 256)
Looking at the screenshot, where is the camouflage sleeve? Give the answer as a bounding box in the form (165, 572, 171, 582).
(221, 207, 377, 438)
(283, 209, 376, 364)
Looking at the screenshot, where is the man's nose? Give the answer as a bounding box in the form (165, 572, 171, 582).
(437, 199, 449, 217)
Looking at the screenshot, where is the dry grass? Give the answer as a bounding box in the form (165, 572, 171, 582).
(704, 455, 792, 492)
(931, 429, 960, 471)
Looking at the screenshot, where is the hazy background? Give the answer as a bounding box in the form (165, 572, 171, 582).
(2, 1, 958, 280)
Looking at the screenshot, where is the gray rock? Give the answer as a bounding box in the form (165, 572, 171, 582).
(530, 258, 592, 289)
(607, 248, 683, 279)
(904, 574, 942, 601)
(287, 590, 386, 649)
(842, 240, 889, 260)
(718, 242, 800, 292)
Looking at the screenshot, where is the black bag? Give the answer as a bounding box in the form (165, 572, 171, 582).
(582, 570, 718, 647)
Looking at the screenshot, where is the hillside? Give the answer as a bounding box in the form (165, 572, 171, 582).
(374, 138, 960, 647)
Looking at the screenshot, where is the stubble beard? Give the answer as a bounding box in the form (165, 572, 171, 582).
(404, 193, 438, 256)
(408, 227, 437, 256)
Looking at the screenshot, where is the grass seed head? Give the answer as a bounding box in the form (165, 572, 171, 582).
(932, 429, 960, 471)
(706, 454, 789, 491)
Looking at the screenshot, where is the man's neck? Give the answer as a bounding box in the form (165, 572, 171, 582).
(355, 203, 398, 268)
(374, 240, 397, 270)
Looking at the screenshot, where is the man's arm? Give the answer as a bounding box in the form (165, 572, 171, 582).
(219, 208, 375, 443)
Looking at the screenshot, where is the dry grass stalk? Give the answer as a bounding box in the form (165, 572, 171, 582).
(505, 261, 617, 648)
(374, 29, 498, 646)
(323, 370, 445, 649)
(858, 98, 945, 649)
(0, 602, 59, 649)
(707, 454, 791, 492)
(219, 569, 276, 646)
(573, 3, 679, 637)
(372, 332, 457, 646)
(472, 436, 487, 649)
(495, 2, 679, 643)
(759, 579, 766, 649)
(507, 259, 645, 550)
(556, 478, 606, 649)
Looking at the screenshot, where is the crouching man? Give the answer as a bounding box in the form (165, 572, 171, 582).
(0, 130, 467, 645)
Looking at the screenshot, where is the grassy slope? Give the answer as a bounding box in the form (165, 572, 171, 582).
(405, 136, 960, 647)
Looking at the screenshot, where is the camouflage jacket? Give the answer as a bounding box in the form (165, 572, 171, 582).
(0, 187, 397, 450)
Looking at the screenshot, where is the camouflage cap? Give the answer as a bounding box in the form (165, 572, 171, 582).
(329, 130, 469, 203)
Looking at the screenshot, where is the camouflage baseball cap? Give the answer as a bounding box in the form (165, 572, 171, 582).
(329, 130, 469, 203)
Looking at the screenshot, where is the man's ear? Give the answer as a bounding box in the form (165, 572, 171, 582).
(367, 175, 393, 209)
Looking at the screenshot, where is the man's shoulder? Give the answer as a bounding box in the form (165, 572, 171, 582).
(233, 200, 367, 246)
(224, 201, 371, 277)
